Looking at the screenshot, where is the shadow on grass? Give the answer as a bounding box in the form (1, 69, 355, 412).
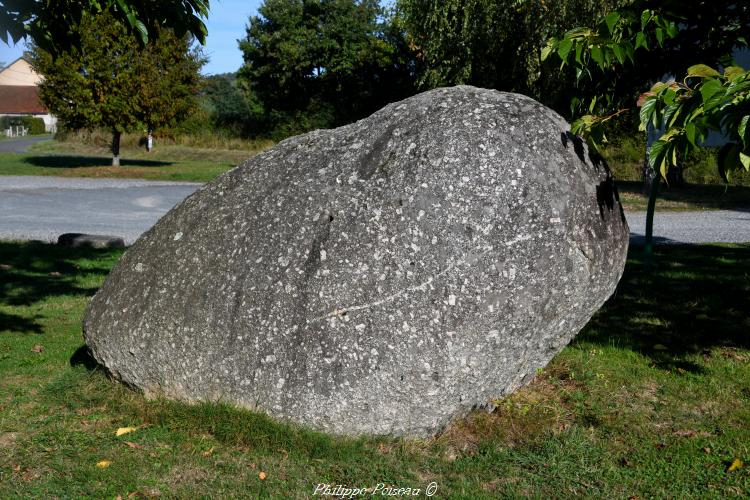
(579, 244, 750, 373)
(23, 155, 173, 168)
(616, 180, 750, 211)
(0, 241, 122, 335)
(70, 344, 100, 370)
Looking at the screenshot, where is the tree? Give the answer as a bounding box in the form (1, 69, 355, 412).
(202, 73, 254, 134)
(238, 0, 415, 137)
(397, 0, 626, 109)
(0, 0, 209, 55)
(29, 11, 205, 166)
(543, 1, 750, 269)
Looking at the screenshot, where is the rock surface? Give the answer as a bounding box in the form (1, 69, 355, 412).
(84, 86, 629, 437)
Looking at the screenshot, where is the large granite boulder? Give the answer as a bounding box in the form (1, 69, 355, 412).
(84, 86, 628, 437)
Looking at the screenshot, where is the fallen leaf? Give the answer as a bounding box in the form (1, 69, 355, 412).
(31, 345, 44, 353)
(703, 447, 711, 454)
(124, 441, 143, 450)
(673, 429, 697, 438)
(258, 471, 267, 480)
(727, 458, 744, 472)
(250, 463, 257, 470)
(49, 271, 61, 277)
(13, 464, 21, 472)
(202, 447, 214, 457)
(116, 427, 138, 437)
(0, 264, 11, 270)
(96, 460, 112, 468)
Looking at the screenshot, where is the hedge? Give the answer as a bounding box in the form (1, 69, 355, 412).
(0, 115, 46, 135)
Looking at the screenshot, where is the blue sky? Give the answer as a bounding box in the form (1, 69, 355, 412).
(0, 0, 263, 75)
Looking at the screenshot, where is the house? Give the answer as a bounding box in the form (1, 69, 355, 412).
(0, 57, 57, 133)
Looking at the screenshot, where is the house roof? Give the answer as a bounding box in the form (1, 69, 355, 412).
(0, 86, 47, 114)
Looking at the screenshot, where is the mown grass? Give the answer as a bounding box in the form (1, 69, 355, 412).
(603, 135, 750, 212)
(1, 241, 748, 497)
(0, 137, 272, 182)
(616, 181, 750, 212)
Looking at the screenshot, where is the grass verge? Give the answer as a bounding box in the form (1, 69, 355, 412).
(1, 241, 748, 497)
(0, 138, 272, 183)
(616, 181, 750, 212)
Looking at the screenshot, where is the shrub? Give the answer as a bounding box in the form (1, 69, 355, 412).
(0, 115, 46, 135)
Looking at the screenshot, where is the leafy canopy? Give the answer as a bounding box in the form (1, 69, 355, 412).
(543, 0, 750, 180)
(29, 10, 205, 158)
(238, 0, 415, 137)
(398, 0, 626, 110)
(0, 0, 209, 55)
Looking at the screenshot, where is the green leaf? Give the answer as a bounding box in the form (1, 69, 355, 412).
(739, 115, 750, 147)
(590, 45, 605, 69)
(133, 20, 148, 45)
(650, 81, 668, 93)
(699, 78, 725, 112)
(685, 122, 697, 148)
(663, 88, 677, 106)
(612, 44, 625, 65)
(648, 139, 668, 171)
(663, 103, 681, 128)
(635, 32, 648, 51)
(605, 12, 620, 35)
(640, 9, 651, 30)
(575, 42, 583, 64)
(687, 64, 721, 78)
(640, 96, 657, 129)
(655, 28, 664, 46)
(724, 66, 746, 81)
(557, 38, 573, 62)
(741, 151, 750, 170)
(541, 42, 554, 62)
(666, 22, 679, 39)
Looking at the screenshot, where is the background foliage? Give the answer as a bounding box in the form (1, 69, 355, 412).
(237, 0, 415, 138)
(29, 10, 205, 163)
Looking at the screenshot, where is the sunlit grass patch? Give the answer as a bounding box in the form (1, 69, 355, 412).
(0, 241, 748, 497)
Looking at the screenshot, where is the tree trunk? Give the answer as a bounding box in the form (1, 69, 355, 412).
(641, 156, 657, 196)
(644, 173, 660, 273)
(641, 124, 659, 272)
(641, 123, 659, 195)
(112, 131, 121, 167)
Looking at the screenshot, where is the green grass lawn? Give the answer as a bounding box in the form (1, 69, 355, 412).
(0, 139, 271, 183)
(616, 181, 750, 212)
(1, 241, 748, 497)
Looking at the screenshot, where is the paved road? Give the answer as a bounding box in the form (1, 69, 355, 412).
(627, 209, 750, 245)
(0, 136, 53, 153)
(0, 176, 200, 244)
(1, 175, 749, 245)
